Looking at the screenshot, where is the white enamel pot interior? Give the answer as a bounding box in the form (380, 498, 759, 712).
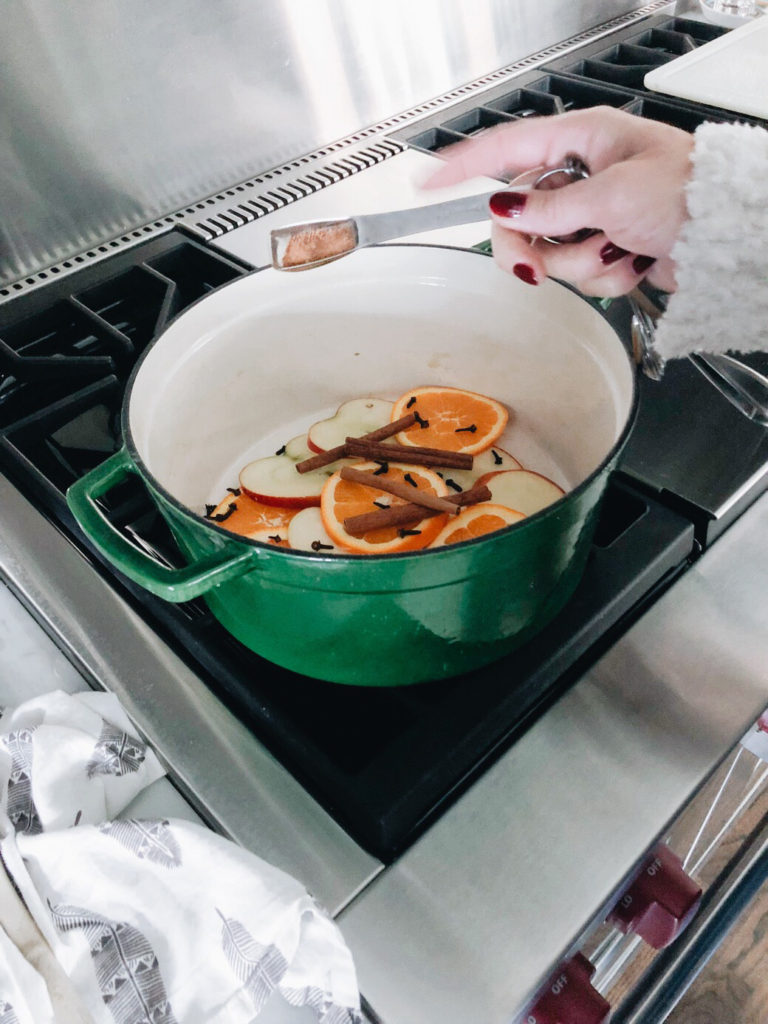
(127, 245, 635, 516)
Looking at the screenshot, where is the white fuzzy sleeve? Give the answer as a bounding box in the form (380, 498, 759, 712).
(655, 121, 768, 359)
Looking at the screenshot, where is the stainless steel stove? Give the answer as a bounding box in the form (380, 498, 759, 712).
(2, 3, 768, 1022)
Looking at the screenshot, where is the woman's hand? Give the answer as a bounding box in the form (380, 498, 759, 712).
(424, 106, 695, 296)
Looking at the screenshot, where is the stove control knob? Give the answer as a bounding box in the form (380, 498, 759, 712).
(741, 714, 768, 760)
(607, 843, 701, 949)
(524, 953, 610, 1024)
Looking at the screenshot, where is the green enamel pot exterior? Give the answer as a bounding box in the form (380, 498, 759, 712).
(163, 468, 612, 684)
(66, 246, 637, 686)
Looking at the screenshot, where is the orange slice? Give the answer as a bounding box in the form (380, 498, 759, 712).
(207, 492, 294, 547)
(320, 461, 449, 554)
(391, 386, 509, 455)
(429, 502, 525, 547)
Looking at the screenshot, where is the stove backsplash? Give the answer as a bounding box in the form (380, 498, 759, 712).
(0, 0, 653, 291)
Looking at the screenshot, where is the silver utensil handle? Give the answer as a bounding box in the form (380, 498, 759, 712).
(689, 352, 768, 426)
(358, 190, 496, 244)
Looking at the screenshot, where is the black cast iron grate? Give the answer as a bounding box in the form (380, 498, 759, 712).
(394, 16, 765, 157)
(541, 17, 729, 92)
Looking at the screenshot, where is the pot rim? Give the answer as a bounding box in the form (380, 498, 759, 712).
(121, 243, 639, 562)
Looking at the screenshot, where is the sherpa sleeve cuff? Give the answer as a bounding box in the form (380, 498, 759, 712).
(655, 121, 768, 360)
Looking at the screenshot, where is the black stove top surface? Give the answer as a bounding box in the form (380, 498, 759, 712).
(1, 11, 766, 862)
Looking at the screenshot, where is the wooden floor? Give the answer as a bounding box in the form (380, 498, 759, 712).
(667, 890, 768, 1024)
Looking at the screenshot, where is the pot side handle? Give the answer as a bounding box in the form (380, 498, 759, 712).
(66, 448, 256, 603)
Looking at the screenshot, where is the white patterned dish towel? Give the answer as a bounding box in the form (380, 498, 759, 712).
(0, 691, 363, 1024)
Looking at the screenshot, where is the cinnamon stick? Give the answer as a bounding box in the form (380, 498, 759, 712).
(343, 482, 492, 536)
(339, 467, 460, 515)
(294, 412, 418, 474)
(344, 438, 473, 469)
(365, 412, 420, 442)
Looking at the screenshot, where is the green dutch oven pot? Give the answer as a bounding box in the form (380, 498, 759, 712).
(66, 246, 637, 686)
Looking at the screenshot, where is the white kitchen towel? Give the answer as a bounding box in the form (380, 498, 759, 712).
(3, 818, 362, 1024)
(0, 690, 165, 835)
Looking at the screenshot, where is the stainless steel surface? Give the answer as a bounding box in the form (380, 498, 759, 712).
(339, 492, 768, 1024)
(0, 474, 381, 914)
(0, 0, 657, 289)
(612, 808, 768, 1023)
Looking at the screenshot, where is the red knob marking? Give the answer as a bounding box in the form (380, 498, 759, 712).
(525, 953, 610, 1024)
(607, 844, 701, 949)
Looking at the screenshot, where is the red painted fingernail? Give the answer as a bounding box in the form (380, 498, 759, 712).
(489, 191, 527, 218)
(513, 263, 538, 285)
(633, 255, 656, 275)
(600, 242, 630, 265)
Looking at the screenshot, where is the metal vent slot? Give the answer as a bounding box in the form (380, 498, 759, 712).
(192, 140, 406, 240)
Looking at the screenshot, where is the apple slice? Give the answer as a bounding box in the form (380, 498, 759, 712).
(307, 398, 394, 453)
(478, 469, 565, 516)
(240, 429, 351, 507)
(436, 445, 522, 494)
(287, 507, 342, 553)
(240, 453, 346, 507)
(283, 433, 313, 460)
